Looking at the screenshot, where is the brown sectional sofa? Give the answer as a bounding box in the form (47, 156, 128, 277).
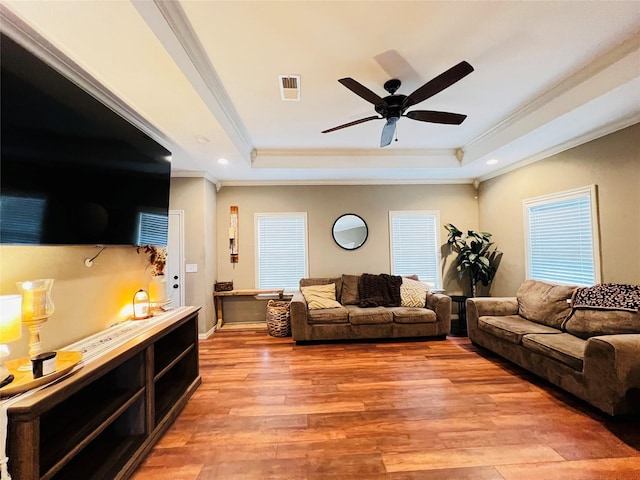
(290, 274, 451, 343)
(467, 279, 640, 416)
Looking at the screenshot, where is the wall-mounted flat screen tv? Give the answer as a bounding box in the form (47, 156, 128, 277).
(0, 32, 171, 246)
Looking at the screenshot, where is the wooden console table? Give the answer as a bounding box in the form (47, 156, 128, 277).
(4, 306, 201, 480)
(213, 289, 284, 329)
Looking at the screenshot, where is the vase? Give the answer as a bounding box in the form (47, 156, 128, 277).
(149, 275, 169, 306)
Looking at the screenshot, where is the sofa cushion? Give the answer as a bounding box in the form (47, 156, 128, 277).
(400, 278, 429, 308)
(301, 284, 342, 310)
(341, 274, 361, 305)
(307, 306, 349, 324)
(346, 306, 392, 325)
(517, 280, 576, 328)
(300, 277, 343, 302)
(478, 315, 562, 344)
(390, 306, 437, 324)
(522, 333, 586, 371)
(562, 308, 640, 339)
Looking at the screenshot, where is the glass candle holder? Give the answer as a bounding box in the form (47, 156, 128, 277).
(16, 278, 55, 365)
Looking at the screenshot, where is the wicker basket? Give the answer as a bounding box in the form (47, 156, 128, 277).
(266, 299, 291, 337)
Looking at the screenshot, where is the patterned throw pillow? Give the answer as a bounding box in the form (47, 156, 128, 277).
(301, 284, 343, 310)
(400, 278, 429, 308)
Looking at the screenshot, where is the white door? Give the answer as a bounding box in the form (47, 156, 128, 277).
(167, 210, 185, 308)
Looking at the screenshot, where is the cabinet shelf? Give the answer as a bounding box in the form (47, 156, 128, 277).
(6, 306, 201, 480)
(41, 386, 146, 476)
(154, 343, 194, 381)
(153, 318, 197, 374)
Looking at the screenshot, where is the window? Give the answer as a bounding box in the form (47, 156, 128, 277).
(389, 210, 441, 289)
(255, 212, 308, 290)
(524, 185, 600, 286)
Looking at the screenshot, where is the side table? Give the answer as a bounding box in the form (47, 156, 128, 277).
(450, 295, 469, 336)
(213, 288, 284, 329)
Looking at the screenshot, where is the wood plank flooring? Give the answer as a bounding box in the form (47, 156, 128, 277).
(132, 330, 640, 479)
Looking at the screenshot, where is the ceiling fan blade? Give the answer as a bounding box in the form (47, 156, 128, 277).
(403, 61, 474, 109)
(338, 78, 385, 105)
(321, 115, 381, 134)
(380, 117, 398, 147)
(405, 110, 467, 125)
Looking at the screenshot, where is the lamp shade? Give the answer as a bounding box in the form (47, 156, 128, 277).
(0, 294, 22, 342)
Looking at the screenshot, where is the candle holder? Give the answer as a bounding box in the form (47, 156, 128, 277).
(16, 278, 55, 371)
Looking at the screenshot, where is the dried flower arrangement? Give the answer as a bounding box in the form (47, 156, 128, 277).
(137, 245, 167, 276)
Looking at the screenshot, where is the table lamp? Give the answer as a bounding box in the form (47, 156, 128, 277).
(132, 289, 150, 319)
(0, 294, 22, 381)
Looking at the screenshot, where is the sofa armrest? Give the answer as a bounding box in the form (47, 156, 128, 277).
(466, 297, 519, 340)
(584, 334, 640, 414)
(426, 293, 451, 330)
(290, 291, 309, 339)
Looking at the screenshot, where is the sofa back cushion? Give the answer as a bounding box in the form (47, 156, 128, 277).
(301, 284, 342, 310)
(562, 308, 640, 339)
(341, 274, 361, 305)
(517, 280, 576, 328)
(300, 277, 342, 302)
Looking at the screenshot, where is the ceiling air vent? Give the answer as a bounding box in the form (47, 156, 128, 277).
(279, 75, 300, 101)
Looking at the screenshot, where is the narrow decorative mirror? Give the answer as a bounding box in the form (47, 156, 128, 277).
(332, 214, 368, 250)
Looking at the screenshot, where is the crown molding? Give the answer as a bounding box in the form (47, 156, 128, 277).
(149, 0, 254, 163)
(218, 178, 473, 189)
(252, 148, 461, 169)
(170, 169, 219, 185)
(477, 114, 640, 183)
(0, 4, 176, 155)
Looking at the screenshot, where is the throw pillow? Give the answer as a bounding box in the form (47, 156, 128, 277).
(400, 278, 429, 308)
(341, 274, 361, 305)
(301, 284, 342, 310)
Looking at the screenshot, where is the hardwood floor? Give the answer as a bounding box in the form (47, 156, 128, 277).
(132, 329, 640, 479)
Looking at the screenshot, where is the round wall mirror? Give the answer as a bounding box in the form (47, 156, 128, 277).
(332, 214, 368, 250)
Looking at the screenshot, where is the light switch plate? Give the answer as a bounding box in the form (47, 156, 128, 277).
(186, 264, 198, 273)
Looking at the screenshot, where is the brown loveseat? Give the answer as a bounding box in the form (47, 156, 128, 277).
(467, 280, 640, 416)
(290, 274, 451, 343)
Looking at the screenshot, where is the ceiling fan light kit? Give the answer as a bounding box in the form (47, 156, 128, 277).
(322, 60, 474, 147)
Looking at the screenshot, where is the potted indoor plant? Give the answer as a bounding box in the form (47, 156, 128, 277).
(444, 223, 502, 297)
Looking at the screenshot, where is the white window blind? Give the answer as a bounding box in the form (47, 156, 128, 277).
(389, 210, 441, 288)
(255, 212, 308, 290)
(524, 185, 600, 286)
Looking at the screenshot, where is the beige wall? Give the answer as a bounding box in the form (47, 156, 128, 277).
(478, 123, 640, 297)
(2, 125, 637, 357)
(0, 244, 153, 358)
(169, 177, 217, 335)
(216, 184, 478, 293)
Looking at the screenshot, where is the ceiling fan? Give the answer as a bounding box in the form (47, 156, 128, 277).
(322, 60, 474, 147)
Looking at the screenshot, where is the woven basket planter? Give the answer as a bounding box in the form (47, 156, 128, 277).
(266, 299, 291, 337)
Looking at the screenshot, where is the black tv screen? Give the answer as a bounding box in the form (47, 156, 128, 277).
(0, 33, 171, 246)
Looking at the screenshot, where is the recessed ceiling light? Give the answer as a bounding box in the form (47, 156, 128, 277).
(486, 158, 499, 165)
(217, 158, 229, 165)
